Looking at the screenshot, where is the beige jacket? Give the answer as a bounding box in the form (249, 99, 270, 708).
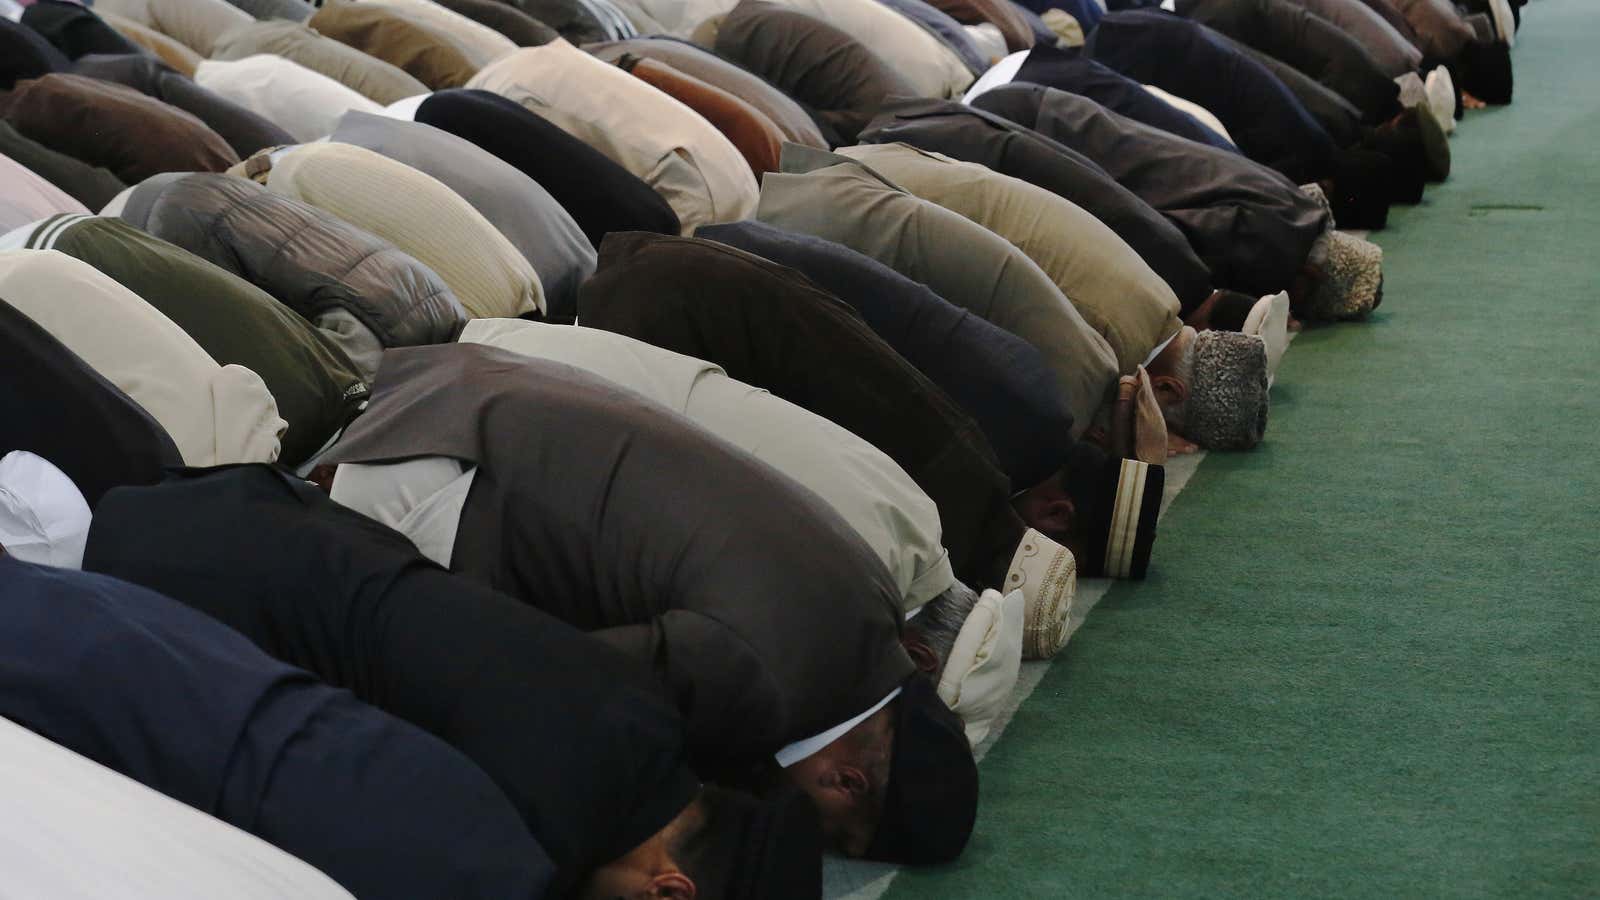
(196, 55, 385, 143)
(210, 19, 429, 105)
(462, 318, 957, 610)
(764, 0, 974, 99)
(363, 0, 518, 67)
(838, 143, 1182, 373)
(466, 41, 758, 233)
(757, 146, 1118, 434)
(99, 11, 204, 77)
(93, 0, 252, 56)
(264, 142, 542, 319)
(0, 249, 283, 465)
(608, 0, 736, 37)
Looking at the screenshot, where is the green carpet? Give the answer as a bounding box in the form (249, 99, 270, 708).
(885, 4, 1600, 897)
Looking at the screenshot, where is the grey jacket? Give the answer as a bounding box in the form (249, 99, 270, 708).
(120, 172, 467, 379)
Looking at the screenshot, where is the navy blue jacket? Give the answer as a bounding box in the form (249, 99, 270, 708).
(84, 465, 701, 897)
(0, 557, 551, 900)
(699, 219, 1076, 490)
(1084, 9, 1338, 183)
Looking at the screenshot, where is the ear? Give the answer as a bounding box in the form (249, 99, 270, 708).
(902, 634, 940, 675)
(649, 872, 696, 900)
(1148, 373, 1189, 410)
(1131, 368, 1169, 465)
(1032, 496, 1076, 537)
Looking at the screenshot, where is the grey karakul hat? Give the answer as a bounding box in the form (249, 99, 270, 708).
(1186, 331, 1269, 450)
(1304, 230, 1384, 321)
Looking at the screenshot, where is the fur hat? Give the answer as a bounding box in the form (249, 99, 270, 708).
(1002, 528, 1077, 660)
(1186, 331, 1270, 450)
(1303, 230, 1384, 320)
(1458, 40, 1513, 105)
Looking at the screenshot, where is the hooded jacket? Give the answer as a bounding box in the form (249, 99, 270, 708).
(859, 97, 1216, 314)
(0, 298, 180, 508)
(321, 342, 917, 769)
(578, 231, 1029, 592)
(119, 172, 466, 381)
(10, 214, 367, 466)
(414, 89, 680, 246)
(973, 83, 1329, 297)
(0, 73, 237, 184)
(466, 40, 758, 232)
(69, 53, 292, 158)
(0, 249, 284, 466)
(0, 557, 551, 900)
(697, 220, 1077, 492)
(331, 111, 594, 318)
(1085, 8, 1338, 184)
(83, 465, 700, 897)
(461, 317, 956, 610)
(757, 145, 1119, 433)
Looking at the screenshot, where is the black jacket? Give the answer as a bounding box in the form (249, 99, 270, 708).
(0, 120, 125, 210)
(2, 557, 551, 900)
(1, 17, 68, 90)
(84, 465, 698, 896)
(698, 219, 1077, 492)
(1085, 8, 1339, 184)
(20, 0, 142, 59)
(415, 89, 679, 249)
(973, 83, 1328, 298)
(322, 342, 917, 771)
(0, 298, 178, 507)
(579, 231, 1029, 590)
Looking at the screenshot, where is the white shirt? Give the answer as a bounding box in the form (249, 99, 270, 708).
(330, 457, 477, 567)
(0, 452, 91, 569)
(962, 48, 1029, 105)
(775, 688, 903, 768)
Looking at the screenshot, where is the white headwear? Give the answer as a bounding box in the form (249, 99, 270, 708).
(0, 452, 92, 569)
(937, 588, 1025, 746)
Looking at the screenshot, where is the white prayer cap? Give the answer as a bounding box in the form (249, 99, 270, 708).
(0, 451, 91, 569)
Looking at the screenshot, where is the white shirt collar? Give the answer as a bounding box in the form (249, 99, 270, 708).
(775, 687, 902, 768)
(1142, 329, 1181, 368)
(962, 49, 1031, 105)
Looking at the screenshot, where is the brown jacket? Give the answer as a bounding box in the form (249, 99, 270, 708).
(0, 74, 236, 184)
(928, 0, 1036, 51)
(619, 56, 784, 177)
(310, 1, 480, 90)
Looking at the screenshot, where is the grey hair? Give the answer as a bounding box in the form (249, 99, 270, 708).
(910, 580, 981, 676)
(1159, 334, 1197, 434)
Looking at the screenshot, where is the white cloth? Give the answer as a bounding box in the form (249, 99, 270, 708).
(0, 452, 90, 569)
(0, 714, 355, 900)
(461, 318, 956, 610)
(1141, 84, 1234, 144)
(962, 48, 1028, 104)
(776, 688, 902, 767)
(196, 55, 385, 143)
(936, 588, 1024, 746)
(0, 249, 285, 466)
(466, 41, 757, 233)
(330, 457, 476, 567)
(380, 93, 432, 121)
(763, 0, 974, 100)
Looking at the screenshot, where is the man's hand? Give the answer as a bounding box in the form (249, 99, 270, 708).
(1463, 92, 1488, 109)
(1167, 432, 1199, 457)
